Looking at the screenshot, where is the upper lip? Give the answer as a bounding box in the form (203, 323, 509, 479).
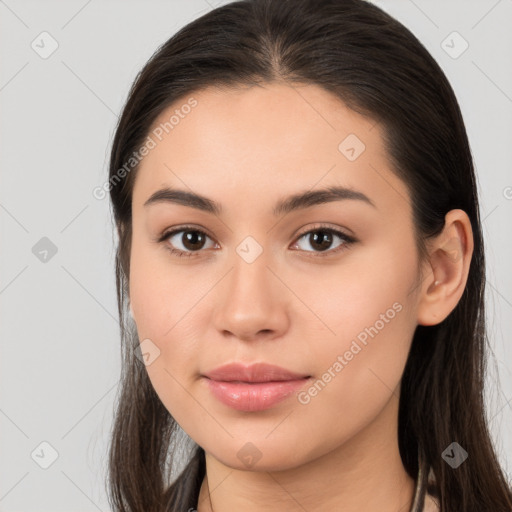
(203, 362, 310, 383)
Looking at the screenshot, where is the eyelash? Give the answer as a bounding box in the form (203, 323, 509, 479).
(157, 223, 356, 259)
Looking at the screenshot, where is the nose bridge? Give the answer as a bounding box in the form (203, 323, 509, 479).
(212, 235, 289, 339)
(228, 236, 274, 304)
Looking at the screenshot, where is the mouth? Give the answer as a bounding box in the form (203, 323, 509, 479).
(202, 361, 311, 383)
(211, 378, 310, 383)
(202, 376, 312, 412)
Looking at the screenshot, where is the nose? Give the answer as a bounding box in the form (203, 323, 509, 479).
(211, 252, 290, 342)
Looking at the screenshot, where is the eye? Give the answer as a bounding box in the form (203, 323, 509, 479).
(157, 225, 217, 258)
(290, 224, 356, 257)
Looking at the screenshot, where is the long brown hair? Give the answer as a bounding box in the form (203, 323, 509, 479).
(105, 0, 512, 510)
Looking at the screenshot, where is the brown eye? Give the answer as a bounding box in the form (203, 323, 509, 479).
(159, 227, 217, 257)
(291, 226, 356, 257)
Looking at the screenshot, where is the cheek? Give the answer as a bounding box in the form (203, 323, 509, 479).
(295, 234, 418, 340)
(291, 281, 415, 461)
(128, 245, 207, 425)
(298, 239, 418, 400)
(129, 238, 197, 337)
(128, 240, 213, 383)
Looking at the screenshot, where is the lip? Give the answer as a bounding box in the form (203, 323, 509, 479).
(202, 362, 310, 382)
(202, 362, 311, 412)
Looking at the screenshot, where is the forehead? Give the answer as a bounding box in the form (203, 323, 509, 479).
(132, 82, 411, 218)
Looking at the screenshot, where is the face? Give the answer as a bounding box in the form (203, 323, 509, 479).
(129, 82, 424, 471)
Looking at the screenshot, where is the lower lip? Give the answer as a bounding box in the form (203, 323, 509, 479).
(204, 377, 311, 412)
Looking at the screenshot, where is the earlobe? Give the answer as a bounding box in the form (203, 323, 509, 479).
(416, 209, 474, 326)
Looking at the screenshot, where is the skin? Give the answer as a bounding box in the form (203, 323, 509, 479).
(128, 82, 473, 511)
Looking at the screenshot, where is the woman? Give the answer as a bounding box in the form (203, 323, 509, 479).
(105, 0, 512, 510)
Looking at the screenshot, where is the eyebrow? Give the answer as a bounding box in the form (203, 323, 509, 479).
(143, 185, 376, 216)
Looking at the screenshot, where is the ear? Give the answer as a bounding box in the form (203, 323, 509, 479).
(416, 209, 474, 326)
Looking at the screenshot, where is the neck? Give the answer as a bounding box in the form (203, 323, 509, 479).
(196, 393, 415, 512)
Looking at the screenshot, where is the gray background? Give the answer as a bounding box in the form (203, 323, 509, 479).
(1, 0, 511, 510)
